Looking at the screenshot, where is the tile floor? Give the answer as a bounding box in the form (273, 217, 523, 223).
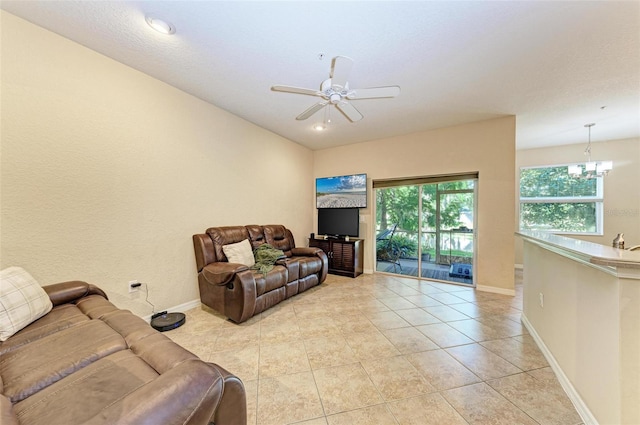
(166, 270, 583, 425)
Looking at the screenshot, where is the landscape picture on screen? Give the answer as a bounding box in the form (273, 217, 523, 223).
(316, 173, 367, 208)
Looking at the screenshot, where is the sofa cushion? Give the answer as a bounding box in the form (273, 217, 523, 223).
(0, 395, 17, 425)
(246, 224, 267, 249)
(222, 239, 255, 267)
(206, 226, 251, 262)
(0, 267, 53, 342)
(297, 256, 323, 277)
(263, 225, 295, 256)
(0, 304, 89, 356)
(12, 350, 159, 425)
(253, 266, 287, 296)
(277, 258, 300, 282)
(1, 319, 127, 403)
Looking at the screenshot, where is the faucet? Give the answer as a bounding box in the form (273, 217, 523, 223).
(613, 233, 625, 249)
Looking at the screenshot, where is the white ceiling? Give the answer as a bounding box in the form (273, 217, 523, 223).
(2, 1, 639, 151)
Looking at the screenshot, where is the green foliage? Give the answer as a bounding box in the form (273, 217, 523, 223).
(392, 234, 418, 257)
(377, 182, 473, 234)
(520, 166, 597, 198)
(376, 234, 418, 259)
(376, 181, 475, 262)
(421, 183, 473, 231)
(520, 202, 597, 233)
(519, 166, 600, 233)
(376, 186, 419, 232)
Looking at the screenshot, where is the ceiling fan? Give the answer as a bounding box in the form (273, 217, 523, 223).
(271, 56, 400, 123)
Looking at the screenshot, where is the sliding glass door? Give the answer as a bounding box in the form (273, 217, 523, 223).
(375, 176, 476, 286)
(375, 185, 419, 274)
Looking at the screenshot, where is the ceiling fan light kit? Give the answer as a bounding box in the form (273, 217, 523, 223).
(313, 106, 334, 131)
(271, 56, 400, 125)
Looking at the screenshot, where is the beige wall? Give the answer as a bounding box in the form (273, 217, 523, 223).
(521, 237, 640, 424)
(0, 12, 314, 315)
(314, 116, 517, 293)
(515, 137, 640, 264)
(1, 12, 519, 308)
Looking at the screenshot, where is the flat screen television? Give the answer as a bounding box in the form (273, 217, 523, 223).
(316, 173, 367, 208)
(317, 208, 360, 238)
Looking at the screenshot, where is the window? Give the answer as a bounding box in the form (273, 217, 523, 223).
(519, 165, 603, 235)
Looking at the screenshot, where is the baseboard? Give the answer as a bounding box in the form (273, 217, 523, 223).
(142, 298, 201, 322)
(363, 268, 374, 274)
(521, 314, 597, 425)
(475, 284, 515, 296)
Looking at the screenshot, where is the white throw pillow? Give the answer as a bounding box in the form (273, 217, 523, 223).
(222, 239, 255, 267)
(0, 267, 53, 341)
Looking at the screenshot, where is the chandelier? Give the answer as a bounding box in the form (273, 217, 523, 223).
(568, 123, 612, 179)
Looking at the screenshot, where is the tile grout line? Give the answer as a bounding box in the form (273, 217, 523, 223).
(178, 272, 579, 425)
(298, 306, 328, 425)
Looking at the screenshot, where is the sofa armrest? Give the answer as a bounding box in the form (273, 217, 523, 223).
(193, 233, 216, 272)
(290, 247, 323, 257)
(202, 262, 250, 286)
(43, 281, 108, 306)
(86, 359, 242, 425)
(212, 364, 247, 425)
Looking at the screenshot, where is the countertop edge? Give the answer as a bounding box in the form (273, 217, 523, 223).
(517, 230, 640, 272)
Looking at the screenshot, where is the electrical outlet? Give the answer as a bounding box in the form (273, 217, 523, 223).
(539, 292, 544, 308)
(129, 280, 141, 293)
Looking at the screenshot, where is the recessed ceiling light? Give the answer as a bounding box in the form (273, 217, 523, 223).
(145, 16, 176, 35)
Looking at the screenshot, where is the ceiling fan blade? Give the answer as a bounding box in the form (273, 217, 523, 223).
(347, 85, 401, 100)
(296, 101, 328, 120)
(271, 85, 321, 97)
(330, 56, 354, 90)
(336, 101, 363, 122)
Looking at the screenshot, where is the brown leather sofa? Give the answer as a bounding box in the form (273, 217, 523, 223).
(193, 225, 328, 323)
(0, 281, 246, 425)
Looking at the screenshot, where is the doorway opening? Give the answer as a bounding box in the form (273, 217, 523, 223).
(374, 174, 477, 286)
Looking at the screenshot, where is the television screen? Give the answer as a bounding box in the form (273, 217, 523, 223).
(316, 173, 367, 208)
(317, 208, 360, 238)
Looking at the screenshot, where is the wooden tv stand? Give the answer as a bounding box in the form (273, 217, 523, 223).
(309, 237, 363, 278)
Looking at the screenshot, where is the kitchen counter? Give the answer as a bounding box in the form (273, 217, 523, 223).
(517, 230, 639, 425)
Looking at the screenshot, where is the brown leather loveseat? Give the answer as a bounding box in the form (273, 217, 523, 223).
(193, 225, 328, 323)
(0, 280, 246, 425)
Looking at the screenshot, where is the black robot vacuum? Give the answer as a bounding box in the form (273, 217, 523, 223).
(150, 311, 186, 332)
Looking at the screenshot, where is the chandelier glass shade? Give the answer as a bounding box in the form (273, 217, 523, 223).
(568, 123, 612, 179)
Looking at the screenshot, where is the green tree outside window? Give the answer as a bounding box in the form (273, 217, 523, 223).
(519, 165, 603, 234)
